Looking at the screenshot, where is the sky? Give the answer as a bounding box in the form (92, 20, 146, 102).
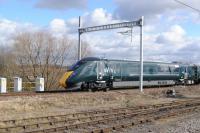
(0, 0, 200, 63)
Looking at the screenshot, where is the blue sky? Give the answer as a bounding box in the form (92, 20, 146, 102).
(0, 0, 200, 63)
(0, 0, 115, 26)
(0, 0, 199, 34)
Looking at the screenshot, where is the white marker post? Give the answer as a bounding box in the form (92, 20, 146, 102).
(0, 78, 7, 93)
(14, 77, 22, 92)
(36, 78, 44, 92)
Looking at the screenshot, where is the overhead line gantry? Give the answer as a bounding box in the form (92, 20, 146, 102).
(78, 16, 144, 92)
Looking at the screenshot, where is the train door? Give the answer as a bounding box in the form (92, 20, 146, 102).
(108, 61, 122, 81)
(192, 65, 198, 84)
(97, 60, 109, 81)
(97, 61, 103, 80)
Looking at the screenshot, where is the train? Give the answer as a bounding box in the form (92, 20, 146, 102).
(59, 57, 200, 91)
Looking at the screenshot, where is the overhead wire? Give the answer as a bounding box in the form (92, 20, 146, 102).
(173, 0, 200, 13)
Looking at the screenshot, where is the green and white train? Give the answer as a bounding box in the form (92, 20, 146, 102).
(59, 57, 200, 91)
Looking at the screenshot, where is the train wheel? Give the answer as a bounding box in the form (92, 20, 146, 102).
(88, 83, 96, 92)
(88, 88, 92, 92)
(103, 87, 110, 92)
(88, 88, 96, 92)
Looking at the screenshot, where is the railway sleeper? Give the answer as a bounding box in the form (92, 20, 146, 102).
(0, 100, 194, 128)
(1, 100, 200, 133)
(88, 107, 199, 133)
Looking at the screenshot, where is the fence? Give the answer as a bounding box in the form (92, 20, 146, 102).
(7, 82, 36, 92)
(0, 77, 44, 93)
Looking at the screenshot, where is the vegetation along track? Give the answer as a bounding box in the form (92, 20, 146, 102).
(0, 98, 200, 133)
(0, 90, 77, 97)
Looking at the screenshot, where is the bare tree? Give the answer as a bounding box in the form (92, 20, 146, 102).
(0, 45, 7, 75)
(0, 45, 18, 78)
(81, 41, 93, 58)
(69, 40, 93, 64)
(13, 31, 72, 89)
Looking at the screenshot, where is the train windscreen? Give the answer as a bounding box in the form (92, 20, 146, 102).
(69, 60, 87, 71)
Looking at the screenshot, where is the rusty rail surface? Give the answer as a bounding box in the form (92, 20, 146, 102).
(0, 98, 200, 133)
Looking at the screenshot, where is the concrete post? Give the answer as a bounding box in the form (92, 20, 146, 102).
(14, 77, 22, 92)
(36, 78, 44, 92)
(0, 78, 7, 93)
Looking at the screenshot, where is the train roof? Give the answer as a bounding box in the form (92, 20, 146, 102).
(80, 57, 179, 65)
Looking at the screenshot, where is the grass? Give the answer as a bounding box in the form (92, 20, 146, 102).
(0, 85, 200, 120)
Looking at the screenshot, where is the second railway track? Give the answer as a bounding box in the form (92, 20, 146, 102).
(0, 98, 200, 133)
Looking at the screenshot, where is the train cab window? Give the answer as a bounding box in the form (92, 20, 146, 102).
(170, 65, 182, 74)
(174, 68, 179, 73)
(69, 60, 87, 71)
(72, 61, 97, 78)
(188, 67, 194, 75)
(179, 66, 186, 74)
(84, 61, 97, 76)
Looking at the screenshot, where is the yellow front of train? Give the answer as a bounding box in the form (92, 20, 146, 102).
(59, 71, 73, 88)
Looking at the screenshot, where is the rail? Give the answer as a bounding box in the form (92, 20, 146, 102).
(0, 98, 199, 133)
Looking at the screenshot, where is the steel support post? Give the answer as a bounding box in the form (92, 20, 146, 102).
(78, 16, 82, 61)
(139, 16, 144, 92)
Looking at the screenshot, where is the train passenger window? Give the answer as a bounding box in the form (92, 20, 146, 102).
(157, 64, 170, 74)
(144, 64, 156, 74)
(149, 68, 154, 74)
(121, 62, 139, 76)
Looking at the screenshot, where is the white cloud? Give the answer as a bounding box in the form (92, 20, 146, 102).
(35, 0, 88, 10)
(88, 8, 116, 25)
(49, 19, 67, 37)
(0, 19, 17, 45)
(0, 19, 17, 34)
(81, 8, 120, 27)
(156, 25, 186, 48)
(113, 0, 200, 20)
(60, 8, 200, 63)
(0, 19, 39, 46)
(1, 5, 200, 64)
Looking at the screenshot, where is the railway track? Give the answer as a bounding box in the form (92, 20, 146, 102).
(0, 84, 192, 97)
(0, 92, 39, 97)
(0, 98, 200, 133)
(0, 90, 77, 97)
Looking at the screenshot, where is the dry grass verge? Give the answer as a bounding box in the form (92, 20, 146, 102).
(0, 85, 199, 120)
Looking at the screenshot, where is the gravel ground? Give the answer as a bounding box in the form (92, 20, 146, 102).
(0, 85, 199, 121)
(123, 112, 200, 133)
